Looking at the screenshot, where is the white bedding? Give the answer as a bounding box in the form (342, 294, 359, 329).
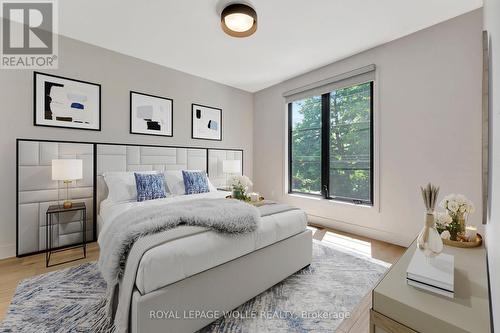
(98, 192, 307, 294)
(99, 191, 230, 234)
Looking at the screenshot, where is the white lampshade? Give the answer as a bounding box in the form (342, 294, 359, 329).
(52, 159, 83, 181)
(223, 160, 241, 174)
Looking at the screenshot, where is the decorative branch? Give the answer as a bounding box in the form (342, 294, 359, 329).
(420, 183, 440, 213)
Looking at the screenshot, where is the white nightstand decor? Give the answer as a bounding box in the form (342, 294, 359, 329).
(406, 249, 454, 298)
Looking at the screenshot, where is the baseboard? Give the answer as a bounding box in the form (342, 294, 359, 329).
(307, 214, 414, 247)
(0, 243, 16, 260)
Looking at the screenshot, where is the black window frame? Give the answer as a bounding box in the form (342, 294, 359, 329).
(288, 81, 374, 206)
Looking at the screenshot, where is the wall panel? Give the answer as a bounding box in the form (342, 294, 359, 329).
(17, 140, 94, 256)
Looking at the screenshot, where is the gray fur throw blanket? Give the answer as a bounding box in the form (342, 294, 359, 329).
(98, 198, 260, 292)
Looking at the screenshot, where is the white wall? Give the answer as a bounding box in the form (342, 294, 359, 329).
(484, 0, 500, 330)
(0, 34, 254, 259)
(253, 10, 483, 247)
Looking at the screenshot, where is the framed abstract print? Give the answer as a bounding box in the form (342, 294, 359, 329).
(130, 91, 173, 137)
(191, 103, 222, 141)
(34, 72, 101, 131)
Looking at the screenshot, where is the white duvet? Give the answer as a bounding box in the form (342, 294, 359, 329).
(99, 192, 307, 294)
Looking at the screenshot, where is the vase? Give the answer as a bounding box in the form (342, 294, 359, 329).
(457, 212, 466, 233)
(232, 188, 246, 200)
(417, 212, 444, 257)
(447, 211, 465, 241)
(448, 226, 460, 241)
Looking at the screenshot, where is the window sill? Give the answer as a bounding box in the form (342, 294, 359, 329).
(287, 192, 323, 200)
(287, 193, 374, 209)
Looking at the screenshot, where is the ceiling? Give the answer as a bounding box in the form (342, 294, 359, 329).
(58, 0, 482, 92)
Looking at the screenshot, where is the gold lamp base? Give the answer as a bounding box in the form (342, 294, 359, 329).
(61, 180, 73, 209)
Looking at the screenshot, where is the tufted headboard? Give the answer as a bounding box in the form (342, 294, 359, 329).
(208, 149, 243, 187)
(17, 139, 243, 256)
(96, 144, 208, 214)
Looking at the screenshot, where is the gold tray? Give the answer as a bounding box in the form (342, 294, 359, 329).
(443, 234, 482, 248)
(226, 195, 265, 206)
(225, 195, 265, 202)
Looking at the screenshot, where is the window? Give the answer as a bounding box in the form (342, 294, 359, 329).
(289, 96, 322, 194)
(288, 80, 374, 205)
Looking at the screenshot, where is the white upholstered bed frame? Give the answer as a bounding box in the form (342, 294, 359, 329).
(95, 143, 312, 332)
(17, 139, 312, 332)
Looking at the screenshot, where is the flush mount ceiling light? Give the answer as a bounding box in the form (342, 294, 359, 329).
(221, 3, 257, 38)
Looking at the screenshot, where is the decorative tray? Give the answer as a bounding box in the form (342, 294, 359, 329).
(225, 195, 266, 205)
(225, 195, 264, 201)
(443, 233, 482, 248)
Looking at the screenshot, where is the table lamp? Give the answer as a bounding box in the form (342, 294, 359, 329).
(223, 159, 241, 188)
(223, 159, 241, 175)
(52, 159, 83, 209)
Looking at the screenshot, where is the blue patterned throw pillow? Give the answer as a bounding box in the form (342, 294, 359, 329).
(134, 173, 167, 202)
(182, 170, 210, 195)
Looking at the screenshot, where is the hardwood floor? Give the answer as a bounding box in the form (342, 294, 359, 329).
(0, 226, 406, 332)
(307, 225, 406, 333)
(0, 243, 100, 322)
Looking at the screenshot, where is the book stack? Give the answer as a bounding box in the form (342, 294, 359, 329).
(406, 249, 454, 298)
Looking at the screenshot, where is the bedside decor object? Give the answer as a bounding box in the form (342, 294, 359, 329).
(435, 212, 452, 234)
(229, 175, 252, 200)
(52, 159, 83, 209)
(45, 202, 86, 267)
(433, 194, 481, 248)
(442, 234, 483, 248)
(225, 193, 268, 206)
(249, 192, 260, 202)
(130, 91, 173, 137)
(465, 226, 478, 242)
(192, 103, 222, 141)
(34, 72, 101, 131)
(417, 183, 443, 257)
(440, 194, 475, 235)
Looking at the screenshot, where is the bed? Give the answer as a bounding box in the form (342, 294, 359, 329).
(95, 144, 312, 333)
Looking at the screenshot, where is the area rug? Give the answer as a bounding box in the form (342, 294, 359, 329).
(0, 240, 389, 333)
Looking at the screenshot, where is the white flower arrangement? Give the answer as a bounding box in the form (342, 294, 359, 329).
(229, 175, 253, 200)
(439, 194, 475, 215)
(438, 194, 475, 241)
(435, 212, 452, 227)
(440, 230, 451, 240)
(230, 175, 253, 190)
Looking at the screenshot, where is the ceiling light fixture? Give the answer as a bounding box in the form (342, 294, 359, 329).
(221, 3, 257, 38)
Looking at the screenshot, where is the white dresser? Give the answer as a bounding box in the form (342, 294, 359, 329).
(371, 240, 492, 333)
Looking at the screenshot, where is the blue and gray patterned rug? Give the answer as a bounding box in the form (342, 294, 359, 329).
(0, 241, 389, 333)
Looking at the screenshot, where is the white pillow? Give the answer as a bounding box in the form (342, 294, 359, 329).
(164, 170, 217, 195)
(164, 170, 185, 195)
(103, 171, 159, 202)
(207, 178, 217, 192)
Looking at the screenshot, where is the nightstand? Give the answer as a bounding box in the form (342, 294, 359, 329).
(217, 186, 232, 191)
(45, 202, 87, 267)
